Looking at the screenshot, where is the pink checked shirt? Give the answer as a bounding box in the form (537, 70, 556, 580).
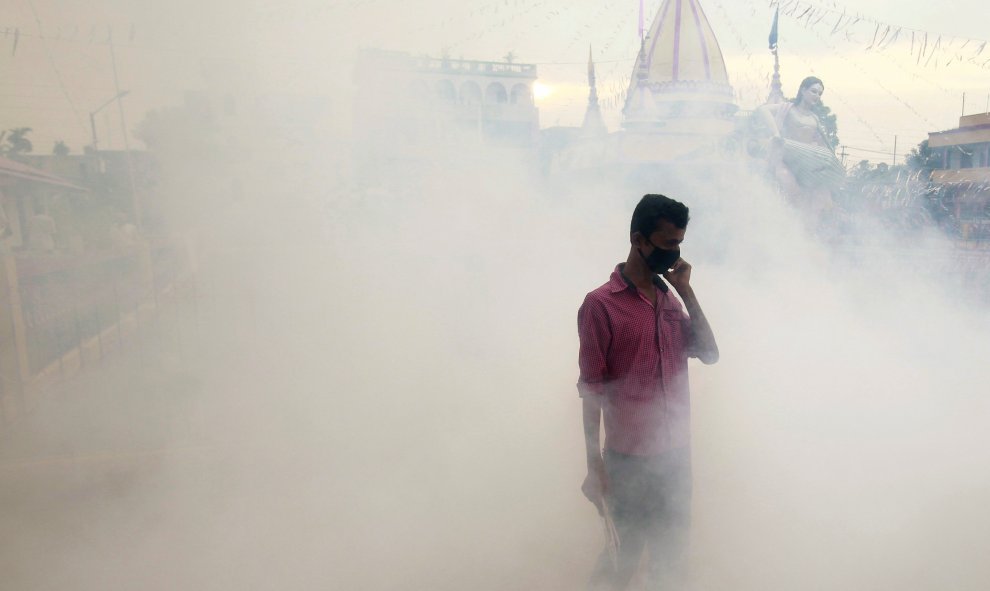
(577, 264, 695, 456)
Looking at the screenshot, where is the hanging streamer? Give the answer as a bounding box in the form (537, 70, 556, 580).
(866, 23, 880, 50)
(877, 25, 890, 46)
(880, 27, 900, 50)
(830, 12, 846, 36)
(924, 35, 941, 68)
(771, 0, 990, 71)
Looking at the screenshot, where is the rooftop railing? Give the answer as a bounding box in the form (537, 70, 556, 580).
(413, 56, 537, 76)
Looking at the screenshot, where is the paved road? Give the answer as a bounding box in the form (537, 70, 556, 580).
(0, 261, 602, 591)
(0, 287, 230, 589)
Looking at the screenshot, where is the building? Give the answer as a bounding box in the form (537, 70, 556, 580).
(548, 0, 738, 178)
(352, 49, 540, 151)
(927, 113, 990, 243)
(0, 156, 87, 252)
(621, 0, 737, 137)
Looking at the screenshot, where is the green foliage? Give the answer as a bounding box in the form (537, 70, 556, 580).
(134, 96, 216, 152)
(132, 94, 225, 230)
(1, 127, 34, 159)
(906, 139, 941, 177)
(847, 159, 898, 181)
(848, 159, 872, 179)
(842, 140, 939, 190)
(52, 140, 70, 157)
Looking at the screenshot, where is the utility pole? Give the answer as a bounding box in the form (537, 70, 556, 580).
(839, 145, 847, 166)
(109, 39, 142, 232)
(892, 135, 898, 166)
(89, 91, 129, 151)
(962, 92, 966, 117)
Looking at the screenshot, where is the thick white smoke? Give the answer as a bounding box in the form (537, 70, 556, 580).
(3, 4, 990, 589)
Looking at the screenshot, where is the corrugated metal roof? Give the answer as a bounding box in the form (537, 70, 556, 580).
(0, 155, 88, 191)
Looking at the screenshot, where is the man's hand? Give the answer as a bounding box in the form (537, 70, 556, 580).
(665, 257, 720, 365)
(582, 458, 608, 515)
(663, 258, 692, 293)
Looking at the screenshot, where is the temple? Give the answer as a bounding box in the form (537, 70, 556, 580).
(549, 0, 739, 176)
(622, 0, 736, 131)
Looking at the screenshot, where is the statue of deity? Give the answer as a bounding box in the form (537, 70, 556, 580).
(756, 76, 845, 219)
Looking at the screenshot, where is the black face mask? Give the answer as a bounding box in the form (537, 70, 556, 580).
(638, 240, 680, 275)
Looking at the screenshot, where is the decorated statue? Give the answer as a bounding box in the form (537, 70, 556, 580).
(756, 76, 845, 219)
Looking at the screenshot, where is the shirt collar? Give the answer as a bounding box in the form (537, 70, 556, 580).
(609, 263, 668, 294)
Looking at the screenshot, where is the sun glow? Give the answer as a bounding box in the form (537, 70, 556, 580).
(533, 81, 554, 101)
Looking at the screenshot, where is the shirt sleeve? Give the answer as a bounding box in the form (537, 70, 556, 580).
(677, 304, 701, 359)
(664, 295, 698, 358)
(576, 294, 611, 397)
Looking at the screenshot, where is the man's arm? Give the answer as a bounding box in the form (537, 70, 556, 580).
(577, 296, 611, 512)
(679, 285, 719, 364)
(581, 395, 607, 513)
(665, 260, 719, 365)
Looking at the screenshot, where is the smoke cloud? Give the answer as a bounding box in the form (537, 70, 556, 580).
(2, 3, 990, 591)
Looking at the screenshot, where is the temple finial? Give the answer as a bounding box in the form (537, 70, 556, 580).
(582, 45, 607, 136)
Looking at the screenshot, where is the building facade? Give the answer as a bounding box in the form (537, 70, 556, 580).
(353, 49, 540, 150)
(928, 113, 990, 243)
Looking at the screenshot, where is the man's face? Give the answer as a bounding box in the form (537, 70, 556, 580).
(637, 219, 685, 253)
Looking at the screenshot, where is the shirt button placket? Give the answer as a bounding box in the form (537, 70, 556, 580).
(656, 311, 664, 353)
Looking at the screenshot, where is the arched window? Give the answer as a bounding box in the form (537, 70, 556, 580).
(460, 81, 482, 105)
(436, 79, 456, 103)
(486, 82, 508, 104)
(510, 84, 531, 105)
(411, 80, 429, 98)
(409, 80, 429, 107)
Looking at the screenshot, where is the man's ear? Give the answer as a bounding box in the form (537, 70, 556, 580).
(630, 231, 643, 247)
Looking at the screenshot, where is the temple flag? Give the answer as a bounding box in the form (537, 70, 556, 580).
(769, 7, 779, 51)
(588, 45, 595, 85)
(638, 0, 645, 40)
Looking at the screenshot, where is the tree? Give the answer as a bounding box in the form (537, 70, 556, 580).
(1, 127, 34, 160)
(52, 140, 70, 157)
(134, 97, 216, 153)
(132, 94, 224, 230)
(848, 159, 873, 180)
(906, 139, 940, 178)
(850, 159, 869, 176)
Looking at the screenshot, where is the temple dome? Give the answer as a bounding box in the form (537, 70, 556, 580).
(623, 0, 736, 128)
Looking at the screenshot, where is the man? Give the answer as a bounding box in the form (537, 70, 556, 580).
(577, 194, 718, 590)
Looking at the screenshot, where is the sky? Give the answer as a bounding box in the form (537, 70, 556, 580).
(1, 0, 989, 163)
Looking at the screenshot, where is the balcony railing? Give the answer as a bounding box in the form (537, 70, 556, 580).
(413, 56, 537, 77)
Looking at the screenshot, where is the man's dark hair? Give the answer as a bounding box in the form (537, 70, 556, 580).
(630, 194, 689, 238)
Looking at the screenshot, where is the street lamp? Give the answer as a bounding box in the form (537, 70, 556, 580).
(89, 90, 129, 151)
